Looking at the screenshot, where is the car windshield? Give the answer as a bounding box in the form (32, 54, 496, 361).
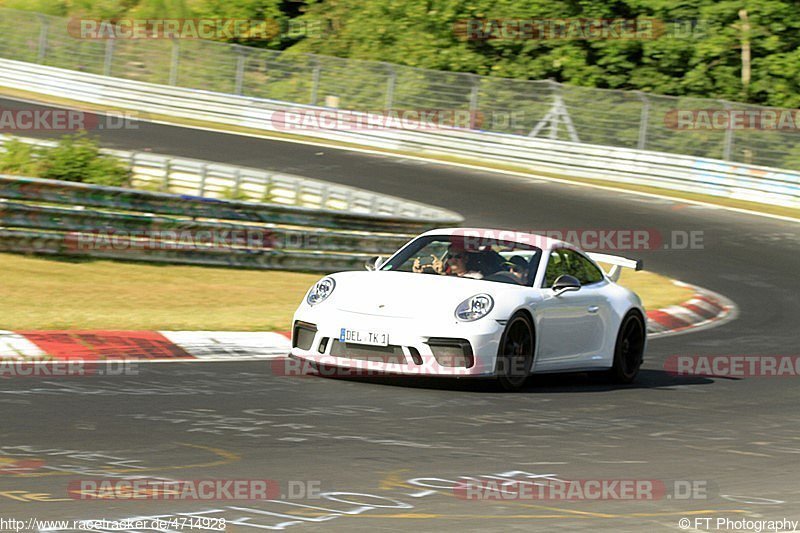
(380, 234, 542, 285)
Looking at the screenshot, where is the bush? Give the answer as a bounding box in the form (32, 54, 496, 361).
(39, 133, 131, 187)
(0, 138, 42, 176)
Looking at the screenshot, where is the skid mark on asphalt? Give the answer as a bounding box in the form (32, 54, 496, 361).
(286, 509, 749, 521)
(724, 449, 773, 458)
(13, 443, 239, 478)
(518, 462, 569, 465)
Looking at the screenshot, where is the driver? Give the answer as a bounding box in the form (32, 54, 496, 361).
(445, 243, 483, 279)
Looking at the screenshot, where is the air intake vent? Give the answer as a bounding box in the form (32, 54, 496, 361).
(426, 338, 474, 368)
(292, 321, 317, 350)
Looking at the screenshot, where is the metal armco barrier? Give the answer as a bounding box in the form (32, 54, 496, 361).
(0, 229, 371, 272)
(0, 176, 455, 233)
(0, 58, 798, 209)
(0, 135, 459, 221)
(0, 202, 411, 255)
(0, 175, 445, 271)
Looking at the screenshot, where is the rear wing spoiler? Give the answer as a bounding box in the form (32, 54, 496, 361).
(586, 252, 643, 282)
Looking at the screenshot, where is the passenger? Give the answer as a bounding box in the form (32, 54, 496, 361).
(504, 255, 529, 283)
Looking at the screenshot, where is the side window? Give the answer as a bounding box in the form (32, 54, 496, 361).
(542, 249, 568, 288)
(562, 250, 605, 285)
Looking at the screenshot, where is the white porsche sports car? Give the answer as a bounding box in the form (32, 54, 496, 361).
(290, 228, 646, 390)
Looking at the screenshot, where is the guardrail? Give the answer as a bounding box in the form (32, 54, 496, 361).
(0, 202, 411, 253)
(0, 175, 444, 271)
(0, 58, 797, 210)
(0, 135, 460, 221)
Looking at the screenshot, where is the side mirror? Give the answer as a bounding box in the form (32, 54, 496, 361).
(552, 274, 581, 295)
(364, 256, 385, 271)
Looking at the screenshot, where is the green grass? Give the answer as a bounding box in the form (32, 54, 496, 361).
(616, 267, 693, 310)
(0, 253, 319, 331)
(0, 252, 693, 331)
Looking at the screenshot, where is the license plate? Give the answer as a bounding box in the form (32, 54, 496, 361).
(339, 328, 389, 347)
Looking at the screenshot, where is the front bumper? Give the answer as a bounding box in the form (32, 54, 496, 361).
(290, 309, 504, 377)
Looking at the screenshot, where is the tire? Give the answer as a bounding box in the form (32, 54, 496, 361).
(609, 311, 646, 384)
(496, 312, 535, 391)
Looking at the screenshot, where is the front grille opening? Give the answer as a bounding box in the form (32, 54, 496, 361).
(330, 340, 407, 364)
(292, 321, 317, 350)
(318, 337, 329, 353)
(408, 347, 423, 365)
(427, 338, 474, 368)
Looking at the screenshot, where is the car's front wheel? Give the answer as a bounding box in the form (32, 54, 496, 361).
(496, 312, 535, 391)
(609, 311, 646, 383)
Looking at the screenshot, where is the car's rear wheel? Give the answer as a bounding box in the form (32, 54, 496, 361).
(497, 312, 535, 391)
(609, 311, 645, 383)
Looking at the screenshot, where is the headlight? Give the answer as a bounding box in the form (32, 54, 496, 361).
(455, 294, 494, 321)
(306, 277, 336, 306)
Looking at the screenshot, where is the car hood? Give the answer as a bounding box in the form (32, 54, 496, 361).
(326, 270, 520, 319)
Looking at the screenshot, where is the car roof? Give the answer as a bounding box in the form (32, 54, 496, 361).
(419, 227, 573, 252)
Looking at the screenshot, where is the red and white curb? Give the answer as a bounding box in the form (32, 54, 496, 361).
(0, 330, 291, 362)
(646, 281, 738, 339)
(0, 285, 735, 362)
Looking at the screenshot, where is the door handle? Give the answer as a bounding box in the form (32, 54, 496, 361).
(587, 305, 599, 313)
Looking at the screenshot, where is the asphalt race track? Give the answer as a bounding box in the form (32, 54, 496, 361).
(1, 97, 800, 532)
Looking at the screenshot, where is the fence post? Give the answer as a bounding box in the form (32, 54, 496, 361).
(469, 74, 480, 129)
(168, 39, 180, 86)
(636, 91, 650, 150)
(103, 39, 115, 77)
(233, 169, 242, 197)
(127, 151, 137, 188)
(320, 183, 330, 209)
(310, 59, 321, 106)
(294, 180, 303, 206)
(721, 101, 733, 160)
(469, 74, 481, 117)
(545, 80, 561, 140)
(262, 173, 273, 203)
(162, 160, 171, 192)
(234, 46, 246, 95)
(384, 63, 396, 110)
(198, 164, 208, 196)
(36, 15, 49, 64)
